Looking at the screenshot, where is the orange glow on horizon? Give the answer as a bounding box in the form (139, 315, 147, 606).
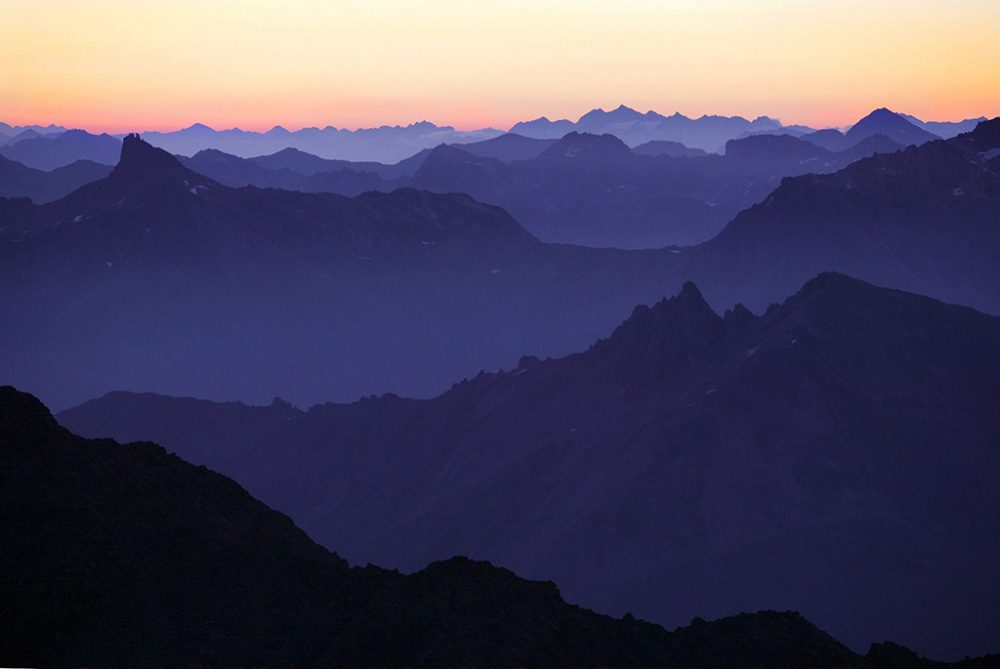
(2, 0, 998, 134)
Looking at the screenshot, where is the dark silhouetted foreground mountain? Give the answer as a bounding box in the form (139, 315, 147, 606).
(0, 154, 112, 203)
(0, 128, 122, 170)
(62, 274, 1000, 661)
(680, 118, 1000, 314)
(12, 386, 993, 668)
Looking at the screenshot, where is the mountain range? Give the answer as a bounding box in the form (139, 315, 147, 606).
(2, 118, 998, 409)
(0, 106, 974, 166)
(0, 128, 122, 170)
(510, 105, 797, 152)
(0, 108, 950, 249)
(60, 273, 1000, 660)
(140, 121, 503, 163)
(4, 103, 1000, 666)
(0, 134, 688, 410)
(177, 126, 906, 248)
(7, 385, 997, 667)
(801, 108, 941, 152)
(677, 117, 1000, 314)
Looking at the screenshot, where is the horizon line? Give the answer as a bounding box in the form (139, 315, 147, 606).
(5, 104, 995, 137)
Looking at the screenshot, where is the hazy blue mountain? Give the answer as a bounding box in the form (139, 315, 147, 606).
(452, 132, 558, 162)
(801, 128, 851, 151)
(0, 154, 112, 203)
(0, 134, 693, 410)
(140, 120, 503, 162)
(405, 130, 904, 248)
(0, 129, 122, 170)
(679, 118, 1000, 315)
(0, 122, 65, 143)
(4, 120, 998, 411)
(245, 145, 413, 179)
(508, 115, 577, 139)
(902, 113, 988, 139)
(60, 274, 1000, 660)
(844, 108, 940, 147)
(509, 105, 803, 152)
(632, 139, 708, 157)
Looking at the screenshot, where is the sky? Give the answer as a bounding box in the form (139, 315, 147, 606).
(2, 0, 999, 133)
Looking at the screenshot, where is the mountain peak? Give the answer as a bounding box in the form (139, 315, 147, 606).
(678, 280, 704, 301)
(846, 108, 939, 146)
(538, 132, 631, 162)
(577, 105, 644, 127)
(112, 134, 213, 186)
(592, 281, 725, 370)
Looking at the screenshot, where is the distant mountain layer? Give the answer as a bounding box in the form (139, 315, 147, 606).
(141, 121, 504, 163)
(0, 154, 111, 203)
(2, 120, 999, 409)
(407, 128, 906, 248)
(0, 107, 964, 177)
(60, 274, 1000, 660)
(0, 122, 65, 142)
(0, 129, 122, 170)
(680, 117, 1000, 315)
(632, 139, 709, 157)
(0, 134, 693, 410)
(510, 105, 793, 152)
(902, 113, 988, 139)
(178, 129, 906, 249)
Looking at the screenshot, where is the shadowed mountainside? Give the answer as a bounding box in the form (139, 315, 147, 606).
(678, 118, 1000, 314)
(12, 385, 998, 668)
(61, 274, 1000, 660)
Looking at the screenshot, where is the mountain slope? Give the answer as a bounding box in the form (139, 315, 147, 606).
(12, 385, 990, 668)
(681, 118, 1000, 314)
(61, 274, 1000, 660)
(0, 385, 788, 667)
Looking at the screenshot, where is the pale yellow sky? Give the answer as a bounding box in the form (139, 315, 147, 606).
(1, 0, 998, 132)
